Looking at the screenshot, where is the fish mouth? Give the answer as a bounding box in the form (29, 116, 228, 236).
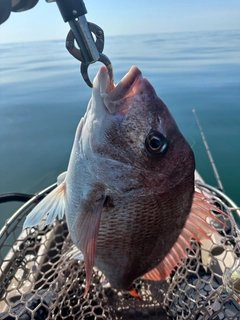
(97, 66, 144, 116)
(108, 66, 143, 99)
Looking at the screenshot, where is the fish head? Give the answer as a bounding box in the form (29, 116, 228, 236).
(84, 66, 195, 193)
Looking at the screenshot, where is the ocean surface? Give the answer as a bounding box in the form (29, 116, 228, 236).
(0, 30, 240, 230)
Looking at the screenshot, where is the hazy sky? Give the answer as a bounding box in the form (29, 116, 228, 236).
(0, 0, 240, 43)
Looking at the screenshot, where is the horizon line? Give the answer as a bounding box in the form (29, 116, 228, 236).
(0, 28, 239, 45)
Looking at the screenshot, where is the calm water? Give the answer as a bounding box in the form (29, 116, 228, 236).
(0, 30, 240, 229)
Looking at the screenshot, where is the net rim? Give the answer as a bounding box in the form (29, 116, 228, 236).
(0, 183, 57, 241)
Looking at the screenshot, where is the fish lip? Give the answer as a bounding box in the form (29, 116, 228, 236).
(99, 66, 144, 118)
(108, 66, 143, 101)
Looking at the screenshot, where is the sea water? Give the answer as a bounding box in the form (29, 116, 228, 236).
(0, 30, 240, 229)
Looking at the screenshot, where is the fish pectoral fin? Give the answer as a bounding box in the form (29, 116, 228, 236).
(23, 182, 66, 229)
(77, 199, 104, 298)
(142, 191, 227, 281)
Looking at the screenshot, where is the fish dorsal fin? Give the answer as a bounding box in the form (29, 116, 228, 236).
(142, 191, 226, 281)
(57, 171, 67, 185)
(23, 183, 66, 229)
(68, 245, 84, 261)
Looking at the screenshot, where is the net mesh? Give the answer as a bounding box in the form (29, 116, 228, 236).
(0, 182, 239, 319)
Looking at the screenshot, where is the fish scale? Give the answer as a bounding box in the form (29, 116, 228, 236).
(95, 178, 193, 290)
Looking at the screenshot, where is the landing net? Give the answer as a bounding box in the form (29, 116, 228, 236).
(0, 182, 239, 319)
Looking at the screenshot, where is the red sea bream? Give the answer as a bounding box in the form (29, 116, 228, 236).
(23, 66, 223, 297)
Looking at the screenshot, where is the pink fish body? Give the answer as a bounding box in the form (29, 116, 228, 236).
(24, 66, 222, 296)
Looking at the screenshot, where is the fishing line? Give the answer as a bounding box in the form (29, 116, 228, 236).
(192, 109, 224, 192)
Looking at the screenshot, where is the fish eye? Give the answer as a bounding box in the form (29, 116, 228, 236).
(145, 131, 168, 156)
